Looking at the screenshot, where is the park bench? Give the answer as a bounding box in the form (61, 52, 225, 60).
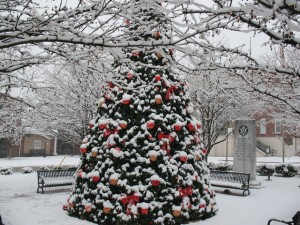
(210, 170, 250, 196)
(36, 168, 76, 194)
(268, 211, 300, 225)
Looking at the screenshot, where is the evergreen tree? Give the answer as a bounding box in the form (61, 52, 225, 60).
(66, 1, 217, 224)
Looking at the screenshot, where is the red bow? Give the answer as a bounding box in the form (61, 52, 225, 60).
(179, 186, 193, 198)
(108, 82, 115, 89)
(121, 194, 140, 215)
(158, 132, 175, 142)
(121, 194, 140, 205)
(158, 132, 175, 154)
(124, 18, 130, 25)
(165, 85, 177, 100)
(132, 51, 140, 57)
(103, 129, 118, 138)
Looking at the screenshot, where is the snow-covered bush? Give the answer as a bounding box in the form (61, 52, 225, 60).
(53, 166, 62, 170)
(67, 165, 77, 170)
(21, 167, 34, 174)
(207, 162, 232, 171)
(275, 164, 298, 177)
(39, 166, 50, 171)
(257, 164, 274, 176)
(0, 167, 14, 175)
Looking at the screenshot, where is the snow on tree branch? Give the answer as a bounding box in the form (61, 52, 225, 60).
(183, 0, 300, 47)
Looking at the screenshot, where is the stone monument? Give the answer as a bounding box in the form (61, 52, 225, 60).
(233, 119, 258, 184)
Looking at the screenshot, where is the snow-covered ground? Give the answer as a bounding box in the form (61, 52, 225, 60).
(0, 155, 81, 169)
(0, 156, 299, 225)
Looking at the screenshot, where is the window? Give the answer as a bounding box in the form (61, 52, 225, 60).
(275, 119, 281, 134)
(259, 119, 266, 134)
(34, 140, 42, 150)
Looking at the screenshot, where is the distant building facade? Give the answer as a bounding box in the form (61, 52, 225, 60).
(0, 132, 80, 158)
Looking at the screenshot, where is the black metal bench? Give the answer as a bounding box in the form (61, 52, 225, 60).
(268, 211, 300, 225)
(210, 170, 250, 196)
(37, 169, 76, 194)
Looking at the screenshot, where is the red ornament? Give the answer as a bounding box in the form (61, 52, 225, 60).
(151, 180, 160, 186)
(196, 122, 202, 129)
(147, 120, 155, 129)
(127, 72, 134, 80)
(153, 31, 161, 38)
(140, 208, 149, 215)
(123, 99, 131, 105)
(119, 121, 127, 129)
(98, 123, 107, 130)
(80, 146, 87, 154)
(199, 204, 206, 209)
(77, 169, 83, 178)
(180, 155, 188, 162)
(92, 176, 100, 183)
(174, 124, 182, 132)
(85, 204, 92, 213)
(202, 148, 207, 155)
(154, 74, 161, 81)
(187, 123, 196, 132)
(89, 121, 94, 129)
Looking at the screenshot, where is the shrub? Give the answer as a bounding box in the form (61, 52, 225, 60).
(53, 166, 63, 170)
(207, 162, 232, 171)
(275, 163, 298, 177)
(39, 166, 50, 171)
(67, 165, 77, 170)
(0, 167, 14, 175)
(21, 167, 34, 174)
(257, 164, 274, 176)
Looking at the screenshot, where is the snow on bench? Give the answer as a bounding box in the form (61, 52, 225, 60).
(37, 169, 76, 194)
(210, 170, 250, 196)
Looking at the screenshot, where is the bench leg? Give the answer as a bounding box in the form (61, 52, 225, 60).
(37, 185, 44, 194)
(243, 189, 250, 196)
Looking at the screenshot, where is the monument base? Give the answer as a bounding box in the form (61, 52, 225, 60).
(249, 179, 262, 188)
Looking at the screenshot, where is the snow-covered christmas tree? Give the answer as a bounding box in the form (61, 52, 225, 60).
(66, 1, 217, 224)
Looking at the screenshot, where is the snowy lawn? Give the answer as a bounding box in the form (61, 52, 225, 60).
(0, 155, 81, 169)
(0, 156, 299, 225)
